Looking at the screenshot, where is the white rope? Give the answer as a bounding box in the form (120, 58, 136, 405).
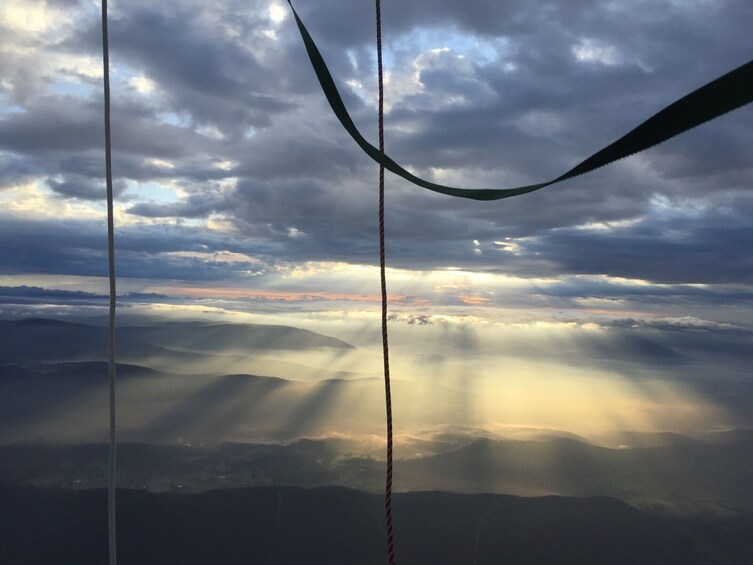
(100, 0, 118, 562)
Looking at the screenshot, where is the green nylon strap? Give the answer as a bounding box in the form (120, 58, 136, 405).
(288, 1, 753, 201)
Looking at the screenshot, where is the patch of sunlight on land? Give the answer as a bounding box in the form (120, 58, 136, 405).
(12, 344, 727, 447)
(138, 310, 734, 442)
(3, 295, 740, 446)
(384, 320, 732, 439)
(474, 363, 725, 438)
(131, 302, 739, 436)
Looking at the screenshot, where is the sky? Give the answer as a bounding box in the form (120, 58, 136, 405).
(1, 0, 752, 438)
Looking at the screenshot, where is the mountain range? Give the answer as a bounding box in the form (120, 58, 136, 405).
(3, 484, 752, 564)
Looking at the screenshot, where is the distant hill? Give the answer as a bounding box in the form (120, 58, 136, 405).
(395, 434, 753, 513)
(1, 484, 751, 564)
(0, 318, 354, 366)
(2, 433, 753, 515)
(117, 321, 354, 353)
(0, 360, 467, 444)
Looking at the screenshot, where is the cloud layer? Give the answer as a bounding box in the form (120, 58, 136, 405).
(1, 0, 751, 391)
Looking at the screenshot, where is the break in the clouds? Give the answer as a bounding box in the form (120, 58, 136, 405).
(0, 0, 751, 329)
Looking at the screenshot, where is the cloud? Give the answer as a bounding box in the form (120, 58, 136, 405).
(0, 0, 750, 333)
(127, 183, 232, 218)
(45, 175, 129, 200)
(389, 313, 433, 325)
(604, 316, 746, 334)
(0, 284, 169, 305)
(68, 2, 298, 138)
(524, 208, 753, 284)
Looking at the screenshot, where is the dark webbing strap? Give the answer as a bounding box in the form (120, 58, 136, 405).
(287, 0, 753, 201)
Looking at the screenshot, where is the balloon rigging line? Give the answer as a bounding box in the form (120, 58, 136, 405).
(100, 1, 118, 563)
(375, 4, 397, 565)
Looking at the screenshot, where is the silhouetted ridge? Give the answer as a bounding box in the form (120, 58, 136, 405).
(3, 485, 752, 564)
(0, 318, 355, 365)
(15, 318, 76, 326)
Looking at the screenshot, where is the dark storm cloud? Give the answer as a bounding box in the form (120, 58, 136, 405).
(524, 212, 753, 284)
(229, 124, 365, 183)
(128, 184, 231, 218)
(303, 0, 752, 77)
(68, 2, 297, 139)
(0, 216, 275, 281)
(0, 95, 215, 160)
(594, 318, 753, 389)
(604, 316, 750, 334)
(0, 285, 169, 305)
(0, 285, 104, 301)
(45, 175, 128, 200)
(0, 0, 751, 292)
(43, 0, 82, 7)
(0, 97, 236, 199)
(0, 153, 43, 190)
(0, 98, 103, 153)
(533, 277, 753, 305)
(295, 0, 598, 46)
